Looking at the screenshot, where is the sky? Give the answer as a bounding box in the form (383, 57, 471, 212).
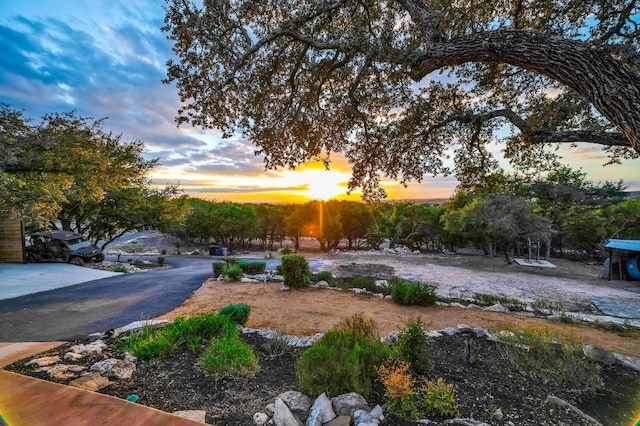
(1, 1, 638, 204)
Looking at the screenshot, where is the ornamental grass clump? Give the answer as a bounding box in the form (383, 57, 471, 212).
(219, 302, 251, 326)
(296, 314, 394, 398)
(198, 336, 259, 378)
(122, 313, 238, 360)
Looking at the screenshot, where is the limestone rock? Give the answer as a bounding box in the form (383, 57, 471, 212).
(331, 393, 370, 418)
(324, 415, 351, 426)
(369, 404, 384, 421)
(485, 303, 510, 313)
(353, 409, 377, 425)
(173, 410, 206, 423)
(69, 372, 111, 391)
(307, 393, 335, 425)
(305, 407, 323, 426)
(26, 356, 60, 367)
(64, 352, 84, 361)
(90, 357, 136, 379)
(273, 398, 303, 426)
(253, 412, 269, 426)
(440, 327, 457, 336)
(314, 280, 330, 288)
(583, 345, 617, 365)
(457, 324, 473, 333)
(38, 364, 75, 380)
(278, 390, 311, 420)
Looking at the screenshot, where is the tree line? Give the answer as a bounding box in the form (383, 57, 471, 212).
(174, 168, 638, 262)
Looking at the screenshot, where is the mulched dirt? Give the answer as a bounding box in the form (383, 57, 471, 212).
(6, 331, 639, 425)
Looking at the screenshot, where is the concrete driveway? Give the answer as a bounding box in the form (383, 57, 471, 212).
(0, 263, 120, 300)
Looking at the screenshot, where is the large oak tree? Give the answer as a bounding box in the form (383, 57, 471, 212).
(163, 0, 639, 200)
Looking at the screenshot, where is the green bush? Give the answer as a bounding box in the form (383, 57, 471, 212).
(123, 313, 238, 360)
(395, 317, 432, 375)
(157, 256, 165, 266)
(237, 260, 267, 275)
(275, 264, 284, 275)
(219, 303, 251, 326)
(212, 260, 227, 277)
(224, 263, 244, 281)
(391, 280, 438, 306)
(420, 378, 459, 417)
(296, 314, 394, 398)
(198, 337, 259, 378)
(316, 270, 335, 284)
(220, 257, 239, 265)
(113, 266, 128, 273)
(281, 254, 311, 288)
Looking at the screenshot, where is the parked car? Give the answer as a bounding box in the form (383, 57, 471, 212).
(25, 231, 104, 265)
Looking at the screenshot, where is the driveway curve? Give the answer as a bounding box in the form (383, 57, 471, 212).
(0, 257, 216, 341)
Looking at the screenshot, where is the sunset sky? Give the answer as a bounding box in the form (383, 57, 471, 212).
(1, 1, 639, 203)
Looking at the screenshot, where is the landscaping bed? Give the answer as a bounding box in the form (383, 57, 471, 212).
(6, 321, 640, 425)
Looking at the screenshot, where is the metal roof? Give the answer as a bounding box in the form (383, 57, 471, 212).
(603, 239, 640, 252)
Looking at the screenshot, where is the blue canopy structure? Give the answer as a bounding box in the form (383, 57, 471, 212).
(602, 239, 640, 281)
(603, 239, 640, 252)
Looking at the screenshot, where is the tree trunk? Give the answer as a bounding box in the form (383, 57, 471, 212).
(410, 29, 640, 152)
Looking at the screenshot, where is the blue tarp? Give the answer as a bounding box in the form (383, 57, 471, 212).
(603, 239, 640, 252)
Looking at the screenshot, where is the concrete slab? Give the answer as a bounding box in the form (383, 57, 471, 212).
(0, 263, 120, 300)
(592, 295, 640, 319)
(513, 258, 556, 268)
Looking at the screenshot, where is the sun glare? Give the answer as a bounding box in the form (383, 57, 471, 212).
(306, 181, 346, 200)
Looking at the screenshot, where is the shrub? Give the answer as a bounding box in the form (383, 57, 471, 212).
(223, 263, 244, 281)
(198, 337, 259, 378)
(157, 256, 165, 266)
(219, 303, 251, 326)
(336, 312, 379, 341)
(420, 378, 458, 417)
(281, 254, 311, 288)
(474, 293, 525, 310)
(113, 266, 128, 273)
(296, 314, 394, 398)
(123, 313, 237, 360)
(212, 260, 227, 277)
(395, 317, 432, 375)
(391, 280, 438, 306)
(275, 264, 284, 275)
(315, 270, 335, 284)
(375, 360, 417, 419)
(237, 260, 267, 275)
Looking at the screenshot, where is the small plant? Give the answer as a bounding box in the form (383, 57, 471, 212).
(263, 331, 294, 358)
(296, 314, 394, 398)
(223, 263, 244, 281)
(375, 360, 417, 419)
(531, 299, 564, 313)
(420, 377, 459, 417)
(395, 317, 432, 375)
(336, 312, 379, 340)
(281, 254, 311, 289)
(219, 303, 251, 326)
(280, 247, 293, 255)
(157, 256, 165, 266)
(316, 270, 335, 284)
(474, 293, 525, 310)
(113, 266, 128, 273)
(212, 260, 227, 277)
(160, 249, 167, 255)
(198, 337, 259, 378)
(391, 280, 438, 306)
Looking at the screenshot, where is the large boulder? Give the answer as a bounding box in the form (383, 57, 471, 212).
(278, 390, 311, 420)
(273, 398, 303, 426)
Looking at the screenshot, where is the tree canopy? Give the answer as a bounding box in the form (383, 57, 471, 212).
(0, 105, 185, 246)
(163, 0, 640, 200)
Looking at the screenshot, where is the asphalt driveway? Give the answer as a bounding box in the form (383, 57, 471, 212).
(0, 257, 216, 341)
